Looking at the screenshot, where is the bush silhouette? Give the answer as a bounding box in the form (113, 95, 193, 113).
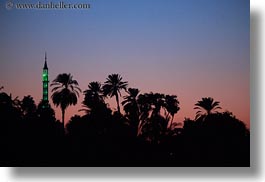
(0, 75, 250, 166)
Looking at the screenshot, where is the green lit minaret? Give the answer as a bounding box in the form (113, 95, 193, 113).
(42, 52, 49, 107)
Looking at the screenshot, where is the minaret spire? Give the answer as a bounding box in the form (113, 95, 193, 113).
(42, 52, 49, 108)
(44, 52, 48, 69)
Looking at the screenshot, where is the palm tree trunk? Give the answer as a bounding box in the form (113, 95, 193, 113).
(166, 112, 170, 120)
(166, 112, 170, 126)
(115, 93, 120, 113)
(170, 114, 174, 129)
(62, 109, 65, 135)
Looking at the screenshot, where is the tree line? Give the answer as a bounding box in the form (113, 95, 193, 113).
(0, 73, 250, 166)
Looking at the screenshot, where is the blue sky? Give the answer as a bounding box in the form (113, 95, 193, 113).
(0, 0, 250, 126)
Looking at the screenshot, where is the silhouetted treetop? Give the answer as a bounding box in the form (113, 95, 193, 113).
(103, 74, 128, 113)
(80, 81, 106, 114)
(122, 88, 140, 114)
(84, 81, 105, 103)
(194, 97, 222, 120)
(21, 95, 36, 116)
(0, 73, 249, 167)
(122, 88, 141, 136)
(51, 73, 81, 129)
(164, 95, 180, 129)
(51, 73, 81, 95)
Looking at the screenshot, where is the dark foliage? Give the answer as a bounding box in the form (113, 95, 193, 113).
(0, 74, 249, 166)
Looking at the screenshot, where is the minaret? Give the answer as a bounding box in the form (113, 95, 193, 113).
(42, 52, 49, 108)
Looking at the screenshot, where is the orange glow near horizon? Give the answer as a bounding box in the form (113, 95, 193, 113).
(0, 0, 249, 128)
(1, 60, 250, 129)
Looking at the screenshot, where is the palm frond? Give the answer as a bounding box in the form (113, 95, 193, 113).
(194, 97, 222, 120)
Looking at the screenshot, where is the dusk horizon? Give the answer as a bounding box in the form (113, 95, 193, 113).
(1, 54, 250, 128)
(0, 0, 250, 167)
(1, 0, 249, 127)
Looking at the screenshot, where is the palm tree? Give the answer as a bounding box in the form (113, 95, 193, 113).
(151, 93, 166, 116)
(137, 92, 167, 138)
(165, 95, 180, 129)
(103, 74, 128, 113)
(51, 73, 81, 129)
(122, 88, 140, 115)
(122, 88, 140, 134)
(137, 93, 152, 121)
(137, 92, 174, 143)
(194, 97, 222, 120)
(81, 81, 105, 114)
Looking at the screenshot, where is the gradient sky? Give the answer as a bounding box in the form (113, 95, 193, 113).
(0, 0, 250, 127)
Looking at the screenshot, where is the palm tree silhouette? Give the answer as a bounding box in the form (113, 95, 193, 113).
(81, 81, 105, 114)
(137, 93, 152, 121)
(122, 88, 140, 134)
(194, 97, 222, 120)
(103, 74, 128, 113)
(137, 92, 167, 137)
(51, 73, 81, 129)
(165, 95, 180, 129)
(122, 88, 140, 115)
(137, 92, 174, 143)
(148, 93, 165, 116)
(137, 93, 166, 122)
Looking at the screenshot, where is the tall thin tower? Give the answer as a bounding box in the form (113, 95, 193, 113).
(42, 52, 49, 107)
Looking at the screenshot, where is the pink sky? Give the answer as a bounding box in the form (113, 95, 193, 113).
(0, 0, 249, 128)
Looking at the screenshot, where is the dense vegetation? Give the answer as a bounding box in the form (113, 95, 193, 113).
(0, 74, 249, 166)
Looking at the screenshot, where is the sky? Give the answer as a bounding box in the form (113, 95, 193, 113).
(0, 0, 250, 127)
